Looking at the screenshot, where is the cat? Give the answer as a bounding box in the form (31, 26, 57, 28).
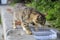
(6, 3, 46, 35)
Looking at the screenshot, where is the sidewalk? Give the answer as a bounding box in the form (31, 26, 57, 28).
(0, 24, 4, 40)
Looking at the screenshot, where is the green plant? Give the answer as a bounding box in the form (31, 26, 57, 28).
(10, 0, 32, 5)
(0, 16, 1, 24)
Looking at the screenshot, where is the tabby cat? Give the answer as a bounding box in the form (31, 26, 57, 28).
(7, 3, 46, 35)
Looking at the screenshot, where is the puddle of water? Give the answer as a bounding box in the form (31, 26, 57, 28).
(31, 28, 57, 40)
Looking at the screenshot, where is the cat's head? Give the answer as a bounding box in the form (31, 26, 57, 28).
(36, 12, 46, 25)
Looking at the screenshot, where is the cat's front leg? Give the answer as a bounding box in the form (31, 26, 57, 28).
(33, 21, 39, 31)
(21, 23, 32, 35)
(12, 22, 16, 29)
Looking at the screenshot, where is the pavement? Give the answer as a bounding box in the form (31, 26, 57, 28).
(0, 24, 4, 40)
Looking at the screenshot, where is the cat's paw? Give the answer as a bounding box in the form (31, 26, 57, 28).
(13, 27, 16, 29)
(26, 30, 32, 35)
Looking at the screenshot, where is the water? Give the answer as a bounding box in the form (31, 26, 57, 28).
(31, 28, 57, 40)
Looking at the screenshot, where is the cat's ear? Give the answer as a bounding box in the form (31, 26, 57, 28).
(6, 8, 13, 14)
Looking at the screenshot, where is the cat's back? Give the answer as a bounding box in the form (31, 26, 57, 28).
(14, 3, 34, 16)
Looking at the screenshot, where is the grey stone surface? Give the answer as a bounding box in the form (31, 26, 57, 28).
(0, 25, 4, 40)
